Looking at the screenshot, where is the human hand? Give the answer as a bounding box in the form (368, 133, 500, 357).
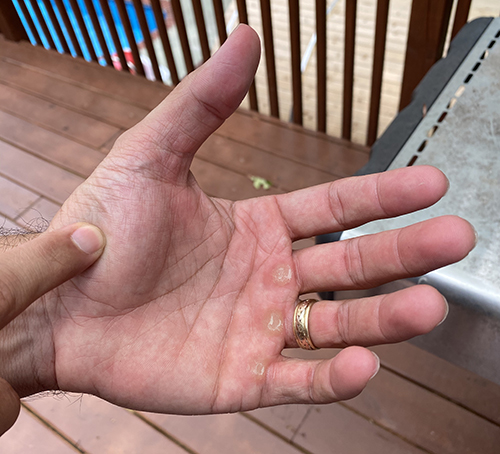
(0, 223, 105, 435)
(5, 25, 475, 415)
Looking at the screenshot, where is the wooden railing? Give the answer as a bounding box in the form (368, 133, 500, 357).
(0, 0, 486, 146)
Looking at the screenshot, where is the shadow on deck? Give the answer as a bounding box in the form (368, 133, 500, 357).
(0, 37, 499, 453)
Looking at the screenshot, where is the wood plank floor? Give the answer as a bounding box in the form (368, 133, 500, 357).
(1, 37, 500, 454)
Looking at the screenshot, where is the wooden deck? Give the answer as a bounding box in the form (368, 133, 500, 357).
(0, 36, 500, 453)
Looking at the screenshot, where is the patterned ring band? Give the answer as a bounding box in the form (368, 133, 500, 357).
(293, 299, 319, 350)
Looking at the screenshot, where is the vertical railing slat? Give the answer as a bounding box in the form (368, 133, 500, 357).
(451, 0, 472, 40)
(27, 0, 57, 49)
(115, 0, 145, 75)
(0, 0, 29, 41)
(367, 0, 390, 146)
(68, 0, 98, 62)
(236, 0, 258, 111)
(150, 0, 179, 84)
(16, 0, 43, 45)
(131, 0, 162, 80)
(289, 0, 302, 125)
(316, 0, 327, 133)
(343, 0, 357, 141)
(83, 0, 113, 65)
(260, 0, 279, 118)
(97, 0, 128, 71)
(399, 0, 453, 110)
(212, 0, 228, 45)
(41, 0, 70, 53)
(192, 0, 211, 62)
(53, 0, 84, 57)
(171, 0, 195, 73)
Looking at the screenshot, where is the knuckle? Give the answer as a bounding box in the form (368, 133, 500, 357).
(335, 301, 352, 347)
(344, 238, 369, 288)
(328, 181, 347, 228)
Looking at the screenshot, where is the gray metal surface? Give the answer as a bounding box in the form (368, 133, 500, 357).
(338, 19, 500, 384)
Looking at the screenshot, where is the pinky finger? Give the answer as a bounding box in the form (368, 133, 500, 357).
(263, 347, 380, 406)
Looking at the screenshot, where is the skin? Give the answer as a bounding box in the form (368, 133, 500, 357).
(0, 223, 105, 435)
(0, 25, 476, 421)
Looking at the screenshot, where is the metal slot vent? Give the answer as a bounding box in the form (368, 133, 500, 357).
(406, 34, 498, 167)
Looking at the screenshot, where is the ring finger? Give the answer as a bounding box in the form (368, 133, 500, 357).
(284, 285, 448, 349)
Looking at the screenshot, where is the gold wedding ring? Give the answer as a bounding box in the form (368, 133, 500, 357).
(293, 299, 319, 350)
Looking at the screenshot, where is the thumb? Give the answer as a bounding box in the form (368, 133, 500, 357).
(115, 24, 261, 184)
(0, 223, 105, 330)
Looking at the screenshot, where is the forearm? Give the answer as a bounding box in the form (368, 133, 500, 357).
(0, 223, 45, 252)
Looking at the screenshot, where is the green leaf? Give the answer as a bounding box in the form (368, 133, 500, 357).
(249, 176, 272, 190)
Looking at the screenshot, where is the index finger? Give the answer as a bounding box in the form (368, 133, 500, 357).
(275, 166, 449, 240)
(0, 223, 105, 329)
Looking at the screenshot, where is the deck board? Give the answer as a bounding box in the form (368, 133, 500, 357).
(373, 342, 500, 426)
(0, 84, 120, 149)
(196, 135, 336, 192)
(0, 407, 79, 454)
(0, 176, 40, 220)
(0, 140, 84, 204)
(248, 403, 426, 453)
(288, 404, 426, 454)
(0, 110, 103, 178)
(0, 58, 149, 129)
(141, 411, 306, 454)
(0, 37, 168, 110)
(27, 396, 190, 454)
(348, 368, 500, 454)
(0, 35, 499, 453)
(220, 112, 368, 177)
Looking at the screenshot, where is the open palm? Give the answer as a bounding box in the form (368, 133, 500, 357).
(45, 26, 475, 414)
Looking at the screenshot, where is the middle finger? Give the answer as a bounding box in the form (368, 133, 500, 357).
(293, 215, 475, 294)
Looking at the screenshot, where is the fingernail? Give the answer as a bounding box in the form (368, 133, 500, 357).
(71, 224, 105, 255)
(437, 296, 449, 326)
(370, 352, 380, 380)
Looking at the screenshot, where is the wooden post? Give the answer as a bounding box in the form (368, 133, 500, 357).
(399, 0, 454, 110)
(451, 0, 473, 41)
(0, 0, 29, 42)
(343, 0, 357, 141)
(316, 0, 327, 133)
(367, 0, 390, 146)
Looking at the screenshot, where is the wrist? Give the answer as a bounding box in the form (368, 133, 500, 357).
(0, 294, 57, 397)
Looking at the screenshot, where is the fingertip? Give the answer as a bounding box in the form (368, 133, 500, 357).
(432, 215, 477, 261)
(231, 23, 261, 49)
(383, 285, 449, 339)
(329, 347, 380, 401)
(70, 223, 106, 256)
(376, 166, 450, 218)
(212, 24, 261, 87)
(421, 165, 450, 199)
